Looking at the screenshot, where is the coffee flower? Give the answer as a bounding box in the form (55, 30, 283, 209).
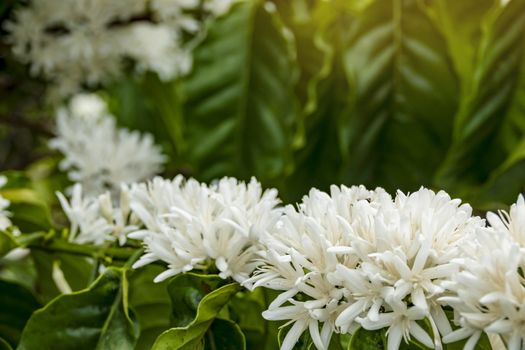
(0, 176, 12, 231)
(249, 185, 390, 350)
(442, 195, 525, 350)
(49, 94, 165, 196)
(333, 188, 483, 350)
(57, 183, 139, 246)
(129, 176, 282, 283)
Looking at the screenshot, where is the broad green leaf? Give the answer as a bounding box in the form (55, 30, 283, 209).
(0, 232, 17, 258)
(0, 280, 39, 348)
(31, 250, 94, 304)
(282, 2, 352, 202)
(181, 0, 299, 184)
(167, 273, 227, 328)
(152, 274, 241, 350)
(340, 0, 459, 192)
(228, 290, 267, 350)
(0, 176, 52, 232)
(435, 0, 525, 191)
(128, 265, 171, 350)
(17, 267, 138, 350)
(0, 338, 12, 350)
(348, 328, 384, 350)
(206, 318, 246, 350)
(277, 324, 313, 350)
(423, 0, 496, 88)
(467, 56, 525, 208)
(0, 231, 45, 259)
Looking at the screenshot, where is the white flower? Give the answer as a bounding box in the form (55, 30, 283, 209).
(204, 0, 237, 17)
(150, 0, 202, 33)
(49, 94, 166, 196)
(4, 0, 146, 94)
(121, 23, 193, 81)
(5, 0, 226, 94)
(333, 188, 482, 350)
(57, 183, 140, 246)
(248, 185, 388, 350)
(129, 176, 282, 284)
(0, 176, 12, 231)
(442, 195, 525, 350)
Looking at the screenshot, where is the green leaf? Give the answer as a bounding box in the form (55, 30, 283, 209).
(0, 280, 39, 348)
(17, 267, 138, 350)
(206, 318, 246, 350)
(423, 0, 496, 88)
(31, 250, 94, 304)
(277, 324, 312, 350)
(128, 265, 171, 350)
(0, 183, 52, 232)
(0, 338, 12, 350)
(282, 2, 352, 202)
(181, 0, 299, 183)
(0, 231, 45, 259)
(167, 273, 227, 328)
(0, 232, 17, 258)
(228, 290, 266, 350)
(348, 328, 384, 350)
(152, 274, 241, 350)
(340, 0, 459, 192)
(435, 0, 525, 191)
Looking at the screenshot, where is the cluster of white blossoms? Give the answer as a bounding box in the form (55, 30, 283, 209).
(0, 176, 12, 231)
(49, 93, 165, 196)
(50, 165, 525, 349)
(441, 195, 525, 350)
(128, 175, 282, 283)
(5, 0, 236, 95)
(247, 186, 484, 350)
(57, 183, 139, 246)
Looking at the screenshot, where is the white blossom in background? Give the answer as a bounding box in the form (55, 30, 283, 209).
(441, 195, 525, 350)
(49, 94, 166, 196)
(203, 0, 237, 16)
(57, 183, 140, 246)
(122, 23, 192, 81)
(247, 186, 390, 350)
(0, 176, 12, 231)
(5, 0, 236, 95)
(129, 176, 282, 284)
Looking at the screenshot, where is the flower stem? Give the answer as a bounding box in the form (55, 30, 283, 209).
(27, 238, 137, 262)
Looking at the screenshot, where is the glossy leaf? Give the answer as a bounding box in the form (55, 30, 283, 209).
(228, 290, 267, 350)
(435, 0, 525, 191)
(348, 328, 384, 350)
(128, 265, 171, 350)
(206, 318, 246, 350)
(0, 280, 39, 348)
(17, 267, 138, 350)
(152, 273, 241, 350)
(340, 0, 459, 192)
(31, 250, 94, 304)
(0, 338, 12, 350)
(181, 0, 299, 184)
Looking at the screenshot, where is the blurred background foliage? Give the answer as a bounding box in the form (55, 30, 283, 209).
(1, 0, 525, 210)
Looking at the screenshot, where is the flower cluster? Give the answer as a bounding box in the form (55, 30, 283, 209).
(57, 183, 139, 246)
(128, 176, 282, 283)
(247, 186, 483, 350)
(50, 167, 525, 349)
(0, 176, 12, 231)
(441, 195, 525, 350)
(5, 0, 235, 95)
(49, 94, 165, 196)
